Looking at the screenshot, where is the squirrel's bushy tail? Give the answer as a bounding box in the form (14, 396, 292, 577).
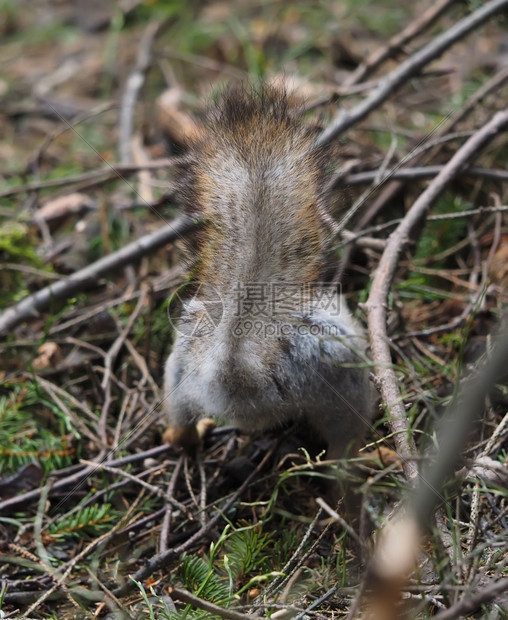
(176, 84, 333, 291)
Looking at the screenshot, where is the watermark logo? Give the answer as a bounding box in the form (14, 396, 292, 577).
(232, 282, 341, 318)
(167, 281, 343, 338)
(167, 282, 224, 337)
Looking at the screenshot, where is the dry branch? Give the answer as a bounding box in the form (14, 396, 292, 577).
(349, 66, 508, 234)
(0, 444, 174, 514)
(342, 165, 508, 186)
(441, 65, 508, 134)
(344, 0, 455, 86)
(119, 20, 167, 163)
(317, 0, 508, 145)
(366, 110, 508, 483)
(168, 586, 260, 620)
(0, 216, 195, 335)
(431, 577, 508, 620)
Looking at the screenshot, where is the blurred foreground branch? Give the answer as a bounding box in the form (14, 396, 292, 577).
(358, 320, 508, 619)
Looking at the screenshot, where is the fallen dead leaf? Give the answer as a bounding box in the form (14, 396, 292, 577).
(488, 235, 508, 291)
(33, 192, 95, 228)
(157, 87, 203, 145)
(32, 342, 63, 369)
(362, 445, 403, 469)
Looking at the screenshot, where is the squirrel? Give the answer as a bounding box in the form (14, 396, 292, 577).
(163, 83, 373, 469)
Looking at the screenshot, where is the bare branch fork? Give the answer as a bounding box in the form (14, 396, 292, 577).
(317, 0, 508, 146)
(365, 110, 508, 483)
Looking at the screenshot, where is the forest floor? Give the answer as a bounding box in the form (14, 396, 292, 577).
(0, 0, 507, 618)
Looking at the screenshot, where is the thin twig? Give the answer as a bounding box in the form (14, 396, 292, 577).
(168, 585, 260, 620)
(341, 165, 508, 186)
(84, 566, 133, 620)
(0, 444, 174, 514)
(431, 578, 508, 620)
(37, 377, 105, 446)
(119, 20, 166, 163)
(441, 65, 508, 134)
(79, 459, 167, 501)
(0, 158, 175, 199)
(99, 291, 147, 444)
(336, 204, 508, 253)
(315, 497, 363, 548)
(365, 110, 508, 483)
(160, 455, 185, 553)
(294, 585, 339, 620)
(197, 453, 208, 528)
(483, 410, 508, 456)
(21, 488, 145, 618)
(263, 508, 325, 598)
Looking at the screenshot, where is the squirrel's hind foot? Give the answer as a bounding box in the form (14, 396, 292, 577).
(163, 417, 216, 452)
